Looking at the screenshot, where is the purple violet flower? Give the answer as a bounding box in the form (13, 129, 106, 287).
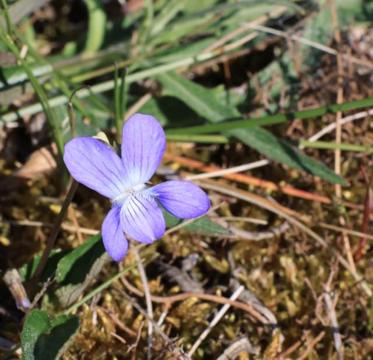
(63, 113, 210, 261)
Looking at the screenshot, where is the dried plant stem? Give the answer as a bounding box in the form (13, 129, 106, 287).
(217, 337, 257, 359)
(31, 180, 78, 287)
(306, 109, 373, 144)
(125, 93, 152, 120)
(186, 159, 269, 181)
(330, 0, 357, 278)
(297, 331, 326, 360)
(188, 286, 244, 357)
(319, 223, 373, 241)
(324, 271, 344, 360)
(133, 247, 153, 360)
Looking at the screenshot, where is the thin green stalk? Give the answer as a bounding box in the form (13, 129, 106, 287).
(114, 66, 127, 141)
(0, 0, 14, 35)
(64, 262, 137, 314)
(138, 0, 154, 46)
(166, 134, 229, 143)
(166, 98, 373, 135)
(300, 140, 373, 153)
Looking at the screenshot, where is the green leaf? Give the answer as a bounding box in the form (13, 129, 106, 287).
(56, 235, 103, 284)
(164, 212, 230, 235)
(83, 0, 107, 54)
(18, 251, 67, 282)
(157, 72, 347, 185)
(54, 235, 109, 308)
(21, 310, 79, 360)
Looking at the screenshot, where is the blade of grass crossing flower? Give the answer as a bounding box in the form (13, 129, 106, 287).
(114, 66, 127, 140)
(158, 72, 347, 185)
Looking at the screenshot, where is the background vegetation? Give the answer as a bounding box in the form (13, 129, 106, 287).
(0, 0, 372, 359)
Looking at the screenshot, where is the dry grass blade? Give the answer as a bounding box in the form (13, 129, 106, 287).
(187, 286, 244, 357)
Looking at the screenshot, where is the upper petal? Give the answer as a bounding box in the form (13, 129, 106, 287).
(120, 192, 165, 244)
(151, 180, 210, 219)
(121, 113, 166, 186)
(64, 137, 128, 199)
(102, 206, 128, 262)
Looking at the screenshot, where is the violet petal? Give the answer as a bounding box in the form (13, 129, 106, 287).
(151, 180, 210, 219)
(120, 192, 165, 244)
(102, 206, 128, 261)
(63, 137, 129, 199)
(121, 113, 166, 186)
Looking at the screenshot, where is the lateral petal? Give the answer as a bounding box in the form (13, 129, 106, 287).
(121, 113, 166, 186)
(151, 180, 210, 219)
(64, 137, 128, 199)
(120, 192, 165, 244)
(102, 206, 128, 262)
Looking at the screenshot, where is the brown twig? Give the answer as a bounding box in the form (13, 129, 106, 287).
(297, 331, 326, 360)
(354, 166, 372, 261)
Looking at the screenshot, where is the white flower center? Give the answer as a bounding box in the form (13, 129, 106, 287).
(112, 183, 147, 205)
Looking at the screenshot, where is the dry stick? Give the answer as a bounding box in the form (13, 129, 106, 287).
(31, 179, 79, 286)
(324, 270, 344, 360)
(306, 109, 373, 144)
(133, 247, 153, 360)
(125, 93, 152, 120)
(186, 159, 269, 181)
(199, 179, 372, 297)
(164, 153, 331, 205)
(330, 0, 357, 278)
(187, 286, 244, 357)
(278, 339, 303, 359)
(248, 24, 372, 68)
(297, 331, 326, 360)
(331, 0, 343, 199)
(319, 222, 373, 241)
(217, 337, 258, 360)
(203, 6, 286, 53)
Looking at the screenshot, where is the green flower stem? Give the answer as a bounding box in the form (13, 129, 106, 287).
(64, 261, 137, 315)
